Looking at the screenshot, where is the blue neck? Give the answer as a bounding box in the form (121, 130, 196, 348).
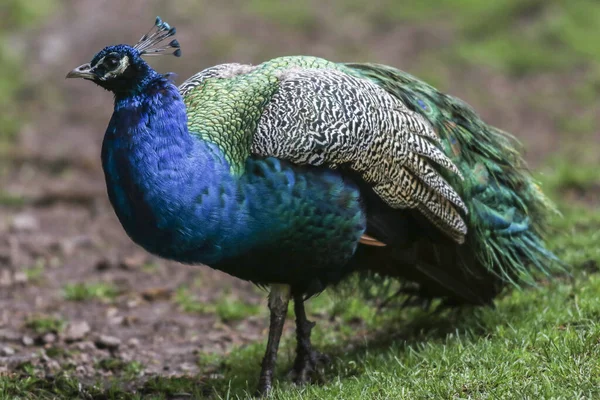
(110, 74, 193, 152)
(101, 74, 239, 263)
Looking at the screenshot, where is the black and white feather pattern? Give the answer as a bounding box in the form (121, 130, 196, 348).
(252, 68, 468, 243)
(179, 63, 256, 96)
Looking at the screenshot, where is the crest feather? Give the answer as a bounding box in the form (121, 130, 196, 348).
(134, 16, 181, 57)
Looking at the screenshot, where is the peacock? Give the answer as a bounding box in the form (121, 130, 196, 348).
(67, 17, 559, 395)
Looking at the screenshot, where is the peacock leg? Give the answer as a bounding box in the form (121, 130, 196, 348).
(256, 284, 291, 396)
(289, 294, 330, 385)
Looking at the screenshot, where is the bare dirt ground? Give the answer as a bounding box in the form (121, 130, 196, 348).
(1, 0, 599, 389)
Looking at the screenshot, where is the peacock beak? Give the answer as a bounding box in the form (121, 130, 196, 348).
(66, 63, 95, 80)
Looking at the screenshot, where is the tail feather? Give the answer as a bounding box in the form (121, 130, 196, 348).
(343, 62, 562, 304)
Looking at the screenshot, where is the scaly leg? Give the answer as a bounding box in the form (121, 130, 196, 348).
(256, 284, 291, 396)
(289, 294, 330, 385)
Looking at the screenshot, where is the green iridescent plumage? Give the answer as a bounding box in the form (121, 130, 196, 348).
(180, 56, 559, 293)
(344, 63, 559, 285)
(183, 56, 337, 174)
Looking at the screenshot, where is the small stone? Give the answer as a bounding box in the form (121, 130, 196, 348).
(11, 213, 39, 232)
(0, 329, 20, 342)
(106, 307, 119, 318)
(180, 362, 197, 373)
(121, 315, 137, 326)
(108, 316, 124, 326)
(13, 271, 28, 284)
(127, 337, 140, 348)
(64, 321, 90, 342)
(95, 335, 121, 350)
(79, 353, 90, 365)
(120, 253, 146, 270)
(119, 351, 132, 362)
(45, 359, 61, 372)
(207, 331, 226, 342)
(48, 256, 61, 268)
(127, 298, 141, 308)
(41, 333, 56, 344)
(0, 270, 12, 287)
(22, 335, 34, 346)
(141, 287, 172, 301)
(59, 235, 92, 257)
(72, 340, 95, 352)
(0, 346, 15, 356)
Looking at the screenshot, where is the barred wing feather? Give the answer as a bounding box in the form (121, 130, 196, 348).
(252, 68, 468, 243)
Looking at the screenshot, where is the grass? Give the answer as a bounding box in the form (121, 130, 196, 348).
(23, 258, 46, 283)
(246, 0, 600, 79)
(24, 315, 66, 335)
(45, 346, 71, 359)
(0, 0, 56, 144)
(96, 359, 145, 379)
(338, 0, 600, 76)
(244, 0, 317, 30)
(175, 286, 262, 323)
(142, 261, 161, 274)
(0, 191, 26, 206)
(63, 282, 120, 302)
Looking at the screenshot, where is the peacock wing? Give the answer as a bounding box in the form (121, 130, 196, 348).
(252, 67, 468, 243)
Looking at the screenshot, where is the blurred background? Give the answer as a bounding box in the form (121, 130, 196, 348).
(0, 0, 598, 391)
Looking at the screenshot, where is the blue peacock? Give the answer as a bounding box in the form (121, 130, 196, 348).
(67, 17, 560, 394)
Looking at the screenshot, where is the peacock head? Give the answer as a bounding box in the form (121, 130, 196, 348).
(66, 17, 181, 95)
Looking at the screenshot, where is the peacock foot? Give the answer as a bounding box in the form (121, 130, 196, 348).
(288, 350, 330, 385)
(255, 380, 272, 398)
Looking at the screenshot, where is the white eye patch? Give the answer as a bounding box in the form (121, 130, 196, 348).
(97, 55, 130, 81)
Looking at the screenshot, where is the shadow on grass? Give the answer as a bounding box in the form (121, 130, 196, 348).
(156, 304, 497, 398)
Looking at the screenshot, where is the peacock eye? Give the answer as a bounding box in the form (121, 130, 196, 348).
(105, 57, 119, 68)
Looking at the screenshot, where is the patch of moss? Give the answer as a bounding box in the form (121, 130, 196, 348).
(174, 286, 262, 322)
(63, 282, 120, 302)
(25, 314, 65, 335)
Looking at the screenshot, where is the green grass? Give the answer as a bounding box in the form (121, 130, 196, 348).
(63, 282, 120, 302)
(141, 261, 161, 274)
(24, 315, 66, 335)
(45, 346, 71, 359)
(337, 0, 600, 76)
(96, 359, 145, 380)
(541, 158, 600, 195)
(23, 258, 46, 283)
(0, 0, 56, 144)
(175, 286, 262, 323)
(244, 0, 317, 30)
(0, 191, 26, 206)
(214, 295, 262, 323)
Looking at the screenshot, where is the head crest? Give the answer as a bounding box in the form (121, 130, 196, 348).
(133, 16, 181, 57)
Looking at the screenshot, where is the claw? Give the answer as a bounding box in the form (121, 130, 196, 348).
(255, 383, 272, 398)
(289, 350, 330, 385)
(290, 294, 331, 386)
